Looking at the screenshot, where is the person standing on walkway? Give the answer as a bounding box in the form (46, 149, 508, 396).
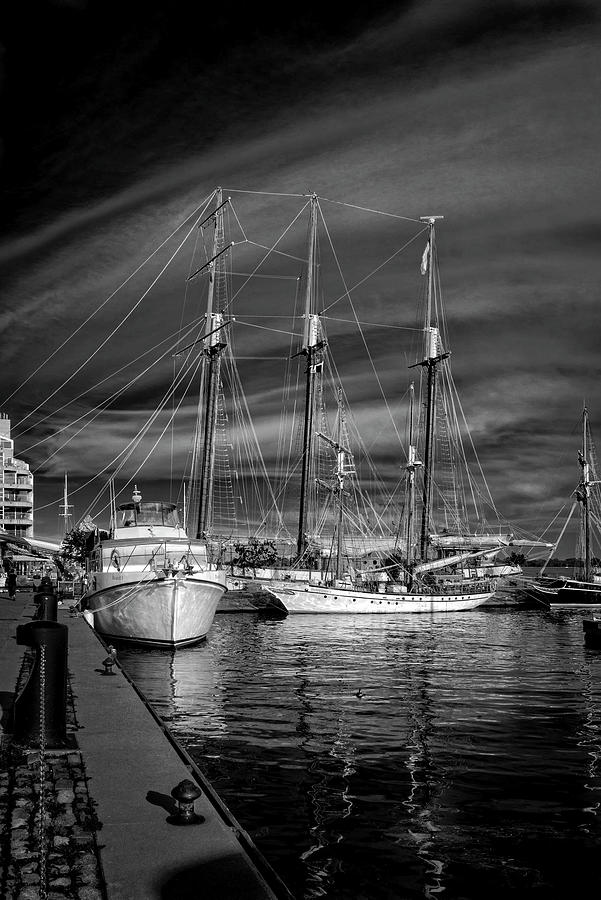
(6, 569, 17, 601)
(40, 572, 54, 594)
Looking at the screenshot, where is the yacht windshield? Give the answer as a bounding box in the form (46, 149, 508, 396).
(119, 502, 180, 528)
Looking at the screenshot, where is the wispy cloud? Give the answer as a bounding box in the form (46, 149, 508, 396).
(2, 2, 600, 541)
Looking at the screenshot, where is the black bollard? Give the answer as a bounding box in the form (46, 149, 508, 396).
(13, 620, 68, 748)
(34, 593, 58, 621)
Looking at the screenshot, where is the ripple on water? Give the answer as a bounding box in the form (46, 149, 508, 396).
(118, 607, 601, 899)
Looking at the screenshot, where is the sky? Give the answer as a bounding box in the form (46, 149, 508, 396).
(1, 0, 601, 551)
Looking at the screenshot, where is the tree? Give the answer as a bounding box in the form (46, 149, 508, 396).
(232, 538, 278, 576)
(508, 552, 526, 565)
(60, 517, 96, 567)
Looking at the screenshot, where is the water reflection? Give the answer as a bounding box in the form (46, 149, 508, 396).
(117, 609, 601, 899)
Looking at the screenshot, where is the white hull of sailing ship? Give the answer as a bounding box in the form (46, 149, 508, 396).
(262, 582, 494, 614)
(83, 496, 227, 647)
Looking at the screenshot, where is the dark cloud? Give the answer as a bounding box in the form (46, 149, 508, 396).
(1, 2, 600, 543)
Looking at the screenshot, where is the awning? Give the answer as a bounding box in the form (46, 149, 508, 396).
(0, 529, 31, 549)
(10, 554, 46, 562)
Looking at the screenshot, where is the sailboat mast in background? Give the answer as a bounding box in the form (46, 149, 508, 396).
(578, 405, 591, 581)
(189, 189, 231, 540)
(404, 381, 421, 574)
(58, 471, 73, 536)
(413, 215, 447, 561)
(296, 193, 324, 562)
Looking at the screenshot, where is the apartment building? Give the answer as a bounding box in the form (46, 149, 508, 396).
(0, 414, 34, 540)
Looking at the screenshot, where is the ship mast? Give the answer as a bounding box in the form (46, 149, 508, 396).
(296, 194, 324, 561)
(193, 189, 230, 539)
(578, 405, 591, 581)
(404, 382, 422, 571)
(316, 390, 355, 581)
(415, 216, 448, 561)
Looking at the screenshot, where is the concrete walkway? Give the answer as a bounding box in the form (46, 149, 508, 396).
(0, 593, 293, 900)
(0, 591, 29, 739)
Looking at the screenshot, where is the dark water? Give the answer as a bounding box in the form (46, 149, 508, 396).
(116, 607, 601, 899)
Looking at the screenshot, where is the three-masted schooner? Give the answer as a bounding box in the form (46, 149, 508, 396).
(262, 210, 501, 614)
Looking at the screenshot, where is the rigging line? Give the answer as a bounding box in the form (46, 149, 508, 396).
(229, 272, 300, 280)
(227, 357, 288, 532)
(233, 319, 301, 338)
(228, 200, 248, 242)
(170, 355, 175, 501)
(16, 311, 207, 442)
(317, 195, 423, 223)
(451, 378, 499, 515)
(2, 190, 215, 410)
(272, 276, 302, 527)
(536, 499, 571, 540)
(35, 320, 207, 507)
(435, 364, 477, 520)
(222, 188, 307, 198)
(245, 241, 307, 263)
(322, 316, 423, 331)
(90, 335, 206, 488)
(317, 200, 404, 448)
(251, 451, 306, 533)
(23, 311, 207, 455)
(324, 350, 394, 491)
(69, 344, 206, 521)
(320, 229, 427, 315)
(172, 225, 202, 501)
(224, 201, 311, 311)
(35, 359, 190, 507)
(15, 211, 206, 432)
(230, 315, 303, 319)
(29, 363, 159, 465)
(91, 366, 206, 523)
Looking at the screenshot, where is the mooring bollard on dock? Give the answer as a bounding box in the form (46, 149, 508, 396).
(13, 620, 69, 748)
(33, 591, 59, 621)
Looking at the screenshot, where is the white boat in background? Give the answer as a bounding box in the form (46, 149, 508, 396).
(84, 490, 226, 647)
(263, 580, 494, 615)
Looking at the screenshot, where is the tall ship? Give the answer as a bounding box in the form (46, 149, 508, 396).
(50, 188, 541, 625)
(525, 407, 601, 609)
(260, 207, 510, 615)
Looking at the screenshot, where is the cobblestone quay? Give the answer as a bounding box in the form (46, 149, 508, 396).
(1, 594, 105, 900)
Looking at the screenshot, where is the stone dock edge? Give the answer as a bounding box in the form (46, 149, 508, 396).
(0, 593, 295, 900)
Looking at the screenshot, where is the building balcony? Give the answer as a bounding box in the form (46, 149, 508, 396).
(0, 514, 33, 524)
(2, 525, 32, 538)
